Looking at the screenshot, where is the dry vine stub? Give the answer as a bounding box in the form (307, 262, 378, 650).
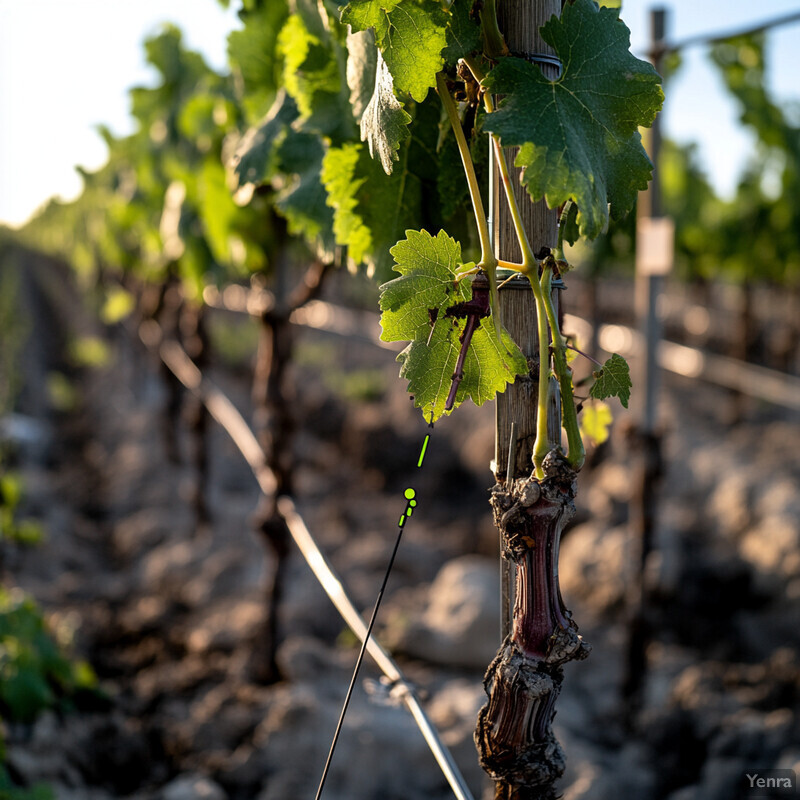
(476, 450, 590, 798)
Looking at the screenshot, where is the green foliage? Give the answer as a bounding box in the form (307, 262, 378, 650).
(708, 33, 800, 285)
(359, 53, 412, 174)
(0, 589, 97, 724)
(483, 0, 663, 240)
(25, 24, 270, 303)
(323, 114, 440, 279)
(100, 287, 136, 325)
(227, 1, 290, 118)
(68, 337, 112, 369)
(442, 0, 482, 65)
(22, 0, 662, 452)
(341, 0, 448, 102)
(0, 589, 97, 800)
(0, 475, 43, 547)
(231, 92, 299, 189)
(589, 354, 632, 408)
(379, 230, 526, 421)
(0, 770, 55, 800)
(580, 401, 613, 447)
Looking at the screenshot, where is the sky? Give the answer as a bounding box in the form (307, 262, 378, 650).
(1, 0, 799, 228)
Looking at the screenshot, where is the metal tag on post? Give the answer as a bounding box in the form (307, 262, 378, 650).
(636, 216, 675, 276)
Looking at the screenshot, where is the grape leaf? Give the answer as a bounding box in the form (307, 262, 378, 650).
(227, 2, 290, 119)
(278, 16, 339, 118)
(341, 0, 448, 102)
(323, 141, 416, 277)
(274, 132, 336, 259)
(230, 91, 298, 190)
(228, 92, 334, 258)
(346, 29, 378, 122)
(197, 156, 244, 269)
(360, 51, 412, 174)
(277, 13, 353, 141)
(323, 95, 457, 278)
(322, 124, 427, 279)
(442, 0, 482, 65)
(580, 400, 613, 446)
(590, 353, 631, 408)
(380, 230, 527, 421)
(483, 0, 663, 240)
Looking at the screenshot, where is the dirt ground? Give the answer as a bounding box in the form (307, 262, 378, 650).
(3, 250, 799, 800)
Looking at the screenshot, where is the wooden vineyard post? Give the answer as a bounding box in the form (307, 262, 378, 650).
(475, 2, 590, 798)
(622, 6, 672, 729)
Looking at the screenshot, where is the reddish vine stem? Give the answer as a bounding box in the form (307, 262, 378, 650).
(445, 272, 492, 410)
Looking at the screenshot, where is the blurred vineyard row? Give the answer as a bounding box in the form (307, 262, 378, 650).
(2, 17, 798, 310)
(0, 3, 798, 799)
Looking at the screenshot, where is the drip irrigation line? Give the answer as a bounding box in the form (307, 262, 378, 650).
(660, 9, 800, 55)
(137, 321, 475, 800)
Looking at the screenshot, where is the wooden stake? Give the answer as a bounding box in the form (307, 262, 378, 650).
(478, 3, 592, 800)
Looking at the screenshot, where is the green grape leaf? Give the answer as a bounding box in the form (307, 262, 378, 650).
(322, 140, 420, 278)
(342, 0, 448, 102)
(198, 156, 244, 269)
(227, 2, 290, 119)
(322, 95, 447, 279)
(483, 0, 663, 239)
(230, 91, 298, 190)
(590, 353, 631, 408)
(274, 131, 336, 259)
(442, 0, 482, 65)
(360, 52, 412, 174)
(380, 230, 527, 422)
(277, 13, 352, 139)
(580, 400, 613, 447)
(346, 29, 378, 121)
(341, 0, 401, 36)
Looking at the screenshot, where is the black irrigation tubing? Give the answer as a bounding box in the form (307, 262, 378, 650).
(658, 8, 800, 55)
(314, 498, 412, 800)
(137, 320, 476, 800)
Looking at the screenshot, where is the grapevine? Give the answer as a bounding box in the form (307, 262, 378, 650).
(18, 0, 664, 797)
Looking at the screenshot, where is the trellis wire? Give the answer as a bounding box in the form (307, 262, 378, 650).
(205, 286, 800, 411)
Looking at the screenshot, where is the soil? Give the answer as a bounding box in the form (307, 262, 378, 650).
(2, 248, 799, 800)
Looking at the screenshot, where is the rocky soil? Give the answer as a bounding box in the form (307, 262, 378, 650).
(2, 251, 799, 800)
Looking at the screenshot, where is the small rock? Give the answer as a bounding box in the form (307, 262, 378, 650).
(385, 555, 500, 669)
(559, 523, 631, 616)
(185, 599, 262, 654)
(740, 514, 800, 591)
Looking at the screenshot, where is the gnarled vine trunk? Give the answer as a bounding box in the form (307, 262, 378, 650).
(476, 453, 589, 799)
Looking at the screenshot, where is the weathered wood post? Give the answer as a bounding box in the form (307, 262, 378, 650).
(475, 2, 590, 798)
(623, 5, 672, 728)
